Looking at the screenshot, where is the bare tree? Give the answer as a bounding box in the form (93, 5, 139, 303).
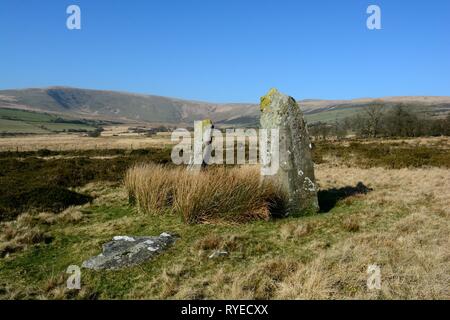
(364, 101, 385, 138)
(332, 117, 347, 140)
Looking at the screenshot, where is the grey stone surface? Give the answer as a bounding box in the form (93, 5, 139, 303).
(188, 119, 214, 172)
(82, 232, 178, 270)
(260, 88, 319, 215)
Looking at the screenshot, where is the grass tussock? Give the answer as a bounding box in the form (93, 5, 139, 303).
(342, 217, 360, 232)
(125, 163, 178, 212)
(125, 164, 286, 223)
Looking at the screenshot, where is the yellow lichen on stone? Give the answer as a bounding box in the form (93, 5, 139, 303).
(260, 88, 278, 112)
(201, 119, 213, 126)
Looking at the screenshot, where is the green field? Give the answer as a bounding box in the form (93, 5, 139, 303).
(0, 108, 97, 134)
(0, 108, 56, 122)
(34, 122, 97, 132)
(0, 119, 49, 134)
(305, 107, 364, 123)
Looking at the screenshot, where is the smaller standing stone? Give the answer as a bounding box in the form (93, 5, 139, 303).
(188, 119, 214, 172)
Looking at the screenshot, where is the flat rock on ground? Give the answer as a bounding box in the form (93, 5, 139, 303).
(82, 232, 177, 270)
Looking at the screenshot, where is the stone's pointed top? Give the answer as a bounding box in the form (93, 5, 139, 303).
(267, 87, 279, 96)
(260, 88, 281, 112)
(260, 88, 299, 114)
(202, 119, 213, 130)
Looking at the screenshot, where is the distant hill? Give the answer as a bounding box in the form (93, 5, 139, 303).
(0, 87, 257, 126)
(1, 87, 449, 127)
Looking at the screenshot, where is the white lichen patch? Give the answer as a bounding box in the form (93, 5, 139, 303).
(304, 177, 316, 192)
(160, 232, 171, 237)
(113, 236, 135, 242)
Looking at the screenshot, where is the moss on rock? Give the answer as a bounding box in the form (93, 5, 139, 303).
(201, 119, 213, 126)
(260, 88, 279, 112)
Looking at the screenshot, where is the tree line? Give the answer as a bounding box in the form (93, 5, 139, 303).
(309, 103, 450, 140)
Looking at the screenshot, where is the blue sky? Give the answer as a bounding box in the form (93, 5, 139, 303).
(1, 0, 449, 103)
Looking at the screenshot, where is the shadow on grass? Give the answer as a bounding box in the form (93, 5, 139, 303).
(318, 182, 372, 213)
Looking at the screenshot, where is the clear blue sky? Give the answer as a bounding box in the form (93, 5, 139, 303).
(1, 0, 449, 103)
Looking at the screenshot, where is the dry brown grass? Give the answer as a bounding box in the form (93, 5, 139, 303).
(140, 165, 449, 300)
(280, 222, 315, 240)
(194, 234, 222, 251)
(226, 259, 300, 299)
(0, 206, 88, 257)
(193, 234, 248, 257)
(125, 164, 286, 223)
(342, 217, 360, 232)
(0, 133, 174, 152)
(0, 214, 46, 257)
(359, 136, 450, 149)
(125, 163, 179, 212)
(173, 166, 283, 223)
(254, 167, 449, 299)
(275, 209, 449, 299)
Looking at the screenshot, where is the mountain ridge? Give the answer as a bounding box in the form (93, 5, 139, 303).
(1, 87, 449, 126)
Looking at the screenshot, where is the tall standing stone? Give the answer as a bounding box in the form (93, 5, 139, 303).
(260, 88, 319, 215)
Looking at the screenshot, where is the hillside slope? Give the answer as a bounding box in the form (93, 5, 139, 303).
(1, 87, 449, 126)
(0, 87, 257, 126)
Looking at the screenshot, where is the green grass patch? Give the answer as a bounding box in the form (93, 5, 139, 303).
(0, 108, 98, 134)
(0, 119, 49, 134)
(305, 106, 363, 123)
(0, 108, 56, 122)
(34, 122, 96, 132)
